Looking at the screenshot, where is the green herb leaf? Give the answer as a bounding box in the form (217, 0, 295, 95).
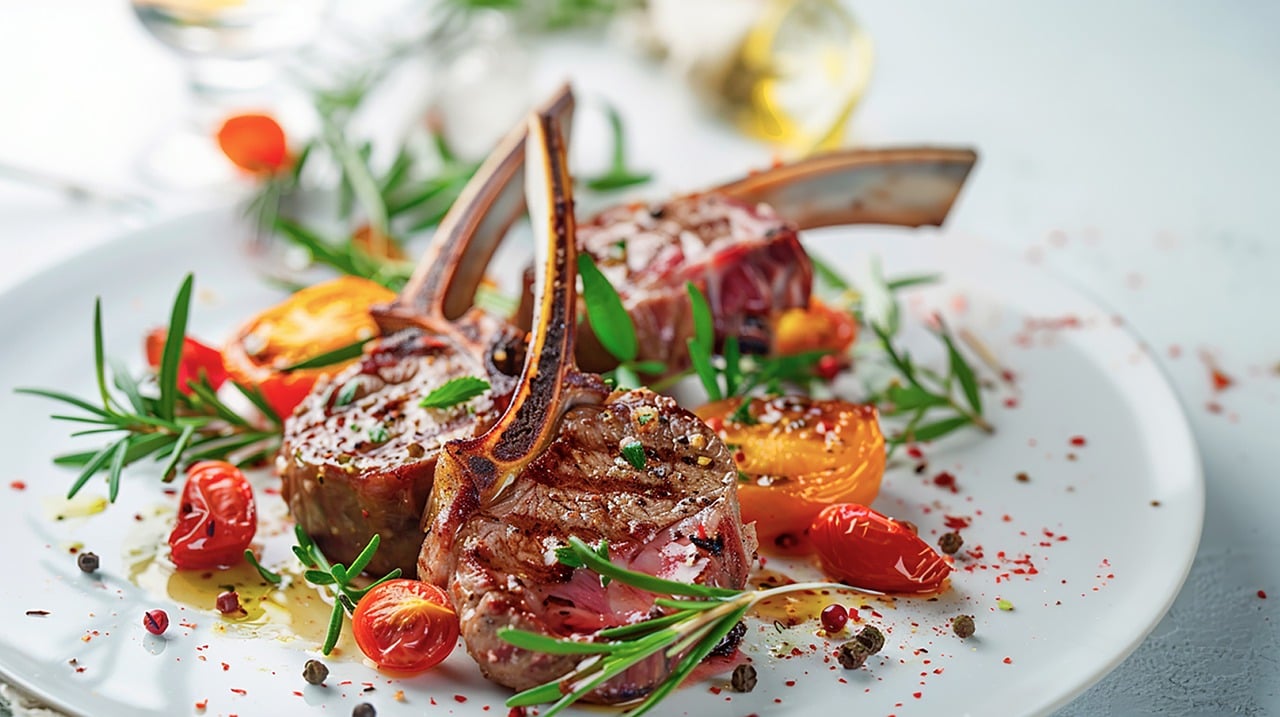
(578, 254, 637, 363)
(583, 104, 652, 192)
(281, 338, 372, 372)
(902, 415, 972, 443)
(419, 376, 490, 409)
(335, 381, 360, 407)
(686, 282, 714, 355)
(941, 325, 982, 414)
(885, 384, 949, 412)
(156, 274, 195, 421)
(368, 424, 389, 444)
(621, 439, 646, 470)
(244, 550, 283, 585)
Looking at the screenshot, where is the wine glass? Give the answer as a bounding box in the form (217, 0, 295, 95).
(131, 0, 330, 188)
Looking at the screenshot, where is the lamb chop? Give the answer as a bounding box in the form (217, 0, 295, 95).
(419, 109, 757, 703)
(517, 146, 978, 372)
(277, 86, 575, 576)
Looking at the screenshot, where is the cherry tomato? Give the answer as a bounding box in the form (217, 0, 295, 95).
(145, 329, 227, 394)
(168, 461, 257, 570)
(696, 396, 885, 554)
(222, 276, 396, 418)
(216, 113, 289, 174)
(773, 299, 858, 357)
(810, 503, 951, 594)
(352, 579, 459, 673)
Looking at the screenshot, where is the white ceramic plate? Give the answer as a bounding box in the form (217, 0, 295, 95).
(0, 209, 1202, 717)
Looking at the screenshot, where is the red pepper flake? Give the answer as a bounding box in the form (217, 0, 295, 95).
(230, 688, 247, 695)
(454, 695, 468, 703)
(194, 700, 208, 712)
(913, 692, 923, 699)
(221, 662, 230, 672)
(292, 691, 303, 697)
(1069, 436, 1087, 447)
(906, 445, 924, 460)
(9, 480, 26, 491)
(709, 686, 722, 695)
(1259, 590, 1268, 599)
(932, 472, 958, 493)
(507, 707, 527, 717)
(1002, 657, 1012, 664)
(784, 680, 796, 687)
(1211, 369, 1234, 392)
(943, 515, 971, 530)
(1003, 397, 1018, 409)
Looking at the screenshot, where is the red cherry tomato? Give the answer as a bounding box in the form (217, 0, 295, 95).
(168, 461, 257, 570)
(216, 113, 289, 174)
(145, 329, 227, 394)
(352, 579, 459, 673)
(810, 503, 951, 594)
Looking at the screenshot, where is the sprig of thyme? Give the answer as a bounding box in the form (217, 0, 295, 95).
(499, 537, 859, 717)
(15, 275, 282, 502)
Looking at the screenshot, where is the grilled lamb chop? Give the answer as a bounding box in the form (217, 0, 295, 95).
(419, 109, 757, 703)
(278, 86, 575, 576)
(516, 146, 977, 372)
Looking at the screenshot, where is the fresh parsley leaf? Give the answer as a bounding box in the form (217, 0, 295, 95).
(621, 439, 646, 470)
(419, 376, 490, 409)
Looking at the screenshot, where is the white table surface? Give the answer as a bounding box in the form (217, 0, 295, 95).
(1, 2, 1277, 715)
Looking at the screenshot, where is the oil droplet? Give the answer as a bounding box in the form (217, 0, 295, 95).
(122, 502, 356, 656)
(45, 493, 108, 521)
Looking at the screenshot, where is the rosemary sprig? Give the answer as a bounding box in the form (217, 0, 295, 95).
(279, 337, 373, 371)
(500, 537, 858, 717)
(584, 103, 653, 192)
(291, 526, 402, 655)
(809, 254, 992, 450)
(16, 275, 282, 501)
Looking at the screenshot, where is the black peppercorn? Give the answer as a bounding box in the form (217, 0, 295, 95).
(938, 531, 964, 555)
(303, 659, 329, 685)
(730, 663, 757, 692)
(77, 551, 99, 574)
(837, 641, 871, 669)
(854, 625, 885, 654)
(352, 702, 376, 717)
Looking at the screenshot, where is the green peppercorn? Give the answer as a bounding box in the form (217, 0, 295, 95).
(854, 624, 885, 654)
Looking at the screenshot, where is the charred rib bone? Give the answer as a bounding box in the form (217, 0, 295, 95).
(421, 108, 756, 704)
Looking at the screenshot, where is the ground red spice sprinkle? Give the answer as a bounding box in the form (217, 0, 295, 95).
(906, 446, 924, 459)
(292, 691, 302, 697)
(230, 688, 247, 695)
(1069, 436, 1087, 447)
(221, 662, 230, 671)
(1003, 397, 1018, 408)
(1259, 590, 1268, 599)
(195, 700, 207, 711)
(913, 692, 923, 699)
(1003, 657, 1012, 664)
(785, 680, 796, 687)
(709, 686, 721, 695)
(943, 515, 970, 530)
(9, 481, 26, 490)
(455, 695, 468, 703)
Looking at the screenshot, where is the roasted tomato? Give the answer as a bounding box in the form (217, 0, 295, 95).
(145, 329, 227, 393)
(222, 276, 395, 418)
(696, 396, 884, 554)
(168, 461, 256, 570)
(773, 299, 858, 357)
(353, 579, 459, 673)
(810, 503, 951, 594)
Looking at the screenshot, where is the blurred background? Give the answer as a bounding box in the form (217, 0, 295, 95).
(1, 1, 1278, 715)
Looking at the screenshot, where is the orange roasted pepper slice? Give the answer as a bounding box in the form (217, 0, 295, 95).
(696, 396, 885, 554)
(222, 276, 396, 418)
